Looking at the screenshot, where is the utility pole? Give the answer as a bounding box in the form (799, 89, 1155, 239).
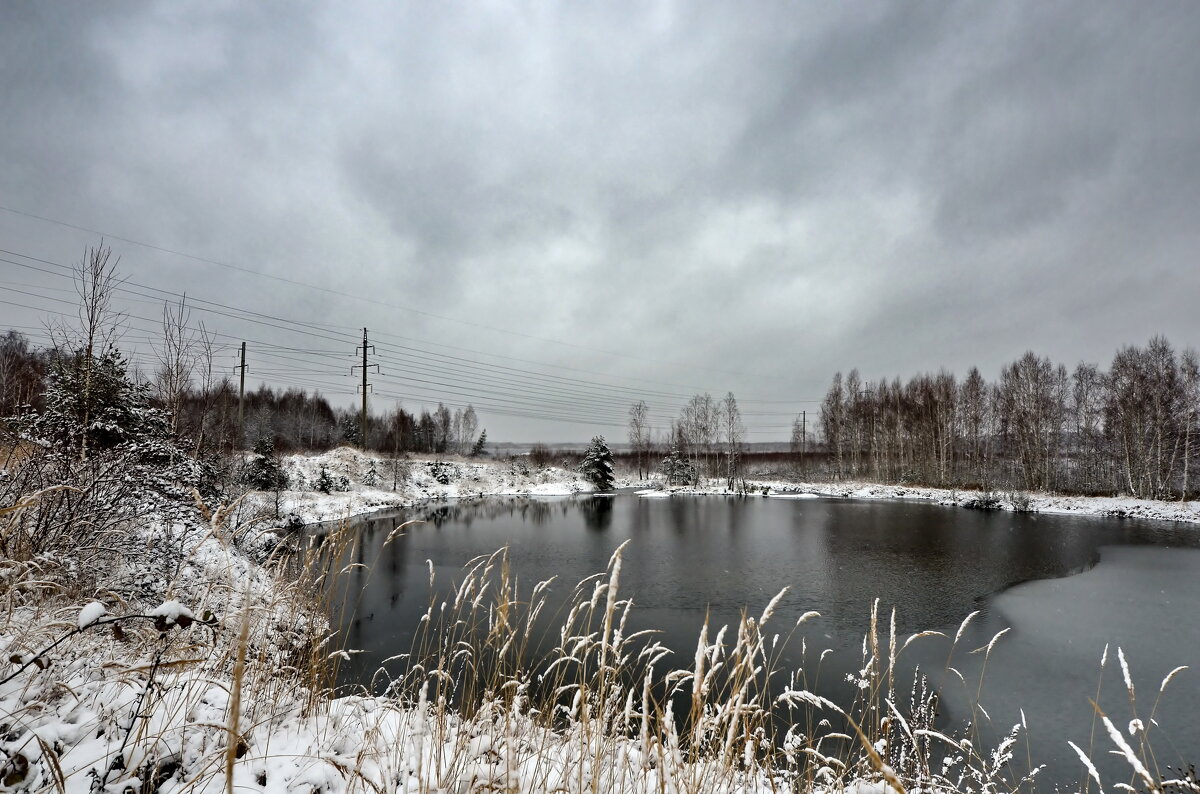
(352, 328, 378, 449)
(801, 409, 806, 464)
(235, 342, 248, 448)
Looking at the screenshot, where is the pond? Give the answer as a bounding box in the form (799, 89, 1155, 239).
(324, 492, 1200, 789)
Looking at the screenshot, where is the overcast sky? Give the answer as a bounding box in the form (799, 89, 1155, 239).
(2, 2, 1199, 442)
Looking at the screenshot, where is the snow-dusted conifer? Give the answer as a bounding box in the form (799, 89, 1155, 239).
(470, 429, 488, 457)
(579, 435, 616, 491)
(659, 443, 696, 486)
(244, 436, 288, 491)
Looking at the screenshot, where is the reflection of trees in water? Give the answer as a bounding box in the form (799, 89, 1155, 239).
(578, 496, 613, 531)
(403, 496, 579, 528)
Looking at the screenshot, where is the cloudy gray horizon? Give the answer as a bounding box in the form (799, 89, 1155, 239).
(2, 1, 1199, 443)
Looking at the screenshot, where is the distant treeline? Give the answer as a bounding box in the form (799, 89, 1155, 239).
(818, 336, 1199, 499)
(0, 330, 485, 456)
(7, 326, 1200, 499)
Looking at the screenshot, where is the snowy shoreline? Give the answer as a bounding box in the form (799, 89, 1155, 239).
(239, 447, 625, 526)
(246, 447, 1200, 528)
(637, 479, 1200, 525)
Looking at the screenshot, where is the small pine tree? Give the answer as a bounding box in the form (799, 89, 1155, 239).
(245, 436, 288, 491)
(470, 429, 488, 458)
(579, 435, 616, 491)
(315, 464, 336, 494)
(363, 459, 380, 487)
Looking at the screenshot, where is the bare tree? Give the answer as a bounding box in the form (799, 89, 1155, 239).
(461, 405, 479, 455)
(1181, 348, 1199, 500)
(628, 400, 650, 479)
(1071, 362, 1106, 493)
(789, 413, 806, 473)
(451, 407, 464, 454)
(1106, 338, 1185, 498)
(153, 296, 197, 439)
(679, 394, 718, 478)
(0, 331, 44, 416)
(959, 367, 989, 485)
(719, 392, 744, 489)
(433, 403, 453, 454)
(53, 243, 124, 461)
(998, 352, 1062, 492)
(821, 372, 846, 479)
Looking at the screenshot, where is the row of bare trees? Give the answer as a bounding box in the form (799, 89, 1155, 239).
(627, 393, 746, 486)
(818, 337, 1200, 499)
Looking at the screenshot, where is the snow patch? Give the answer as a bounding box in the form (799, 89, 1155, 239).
(77, 601, 107, 629)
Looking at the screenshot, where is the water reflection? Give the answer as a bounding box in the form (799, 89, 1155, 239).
(579, 495, 614, 531)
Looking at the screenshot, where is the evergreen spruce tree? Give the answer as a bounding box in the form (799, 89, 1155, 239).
(245, 436, 288, 491)
(579, 435, 616, 491)
(315, 463, 335, 494)
(470, 429, 488, 457)
(362, 459, 380, 487)
(659, 443, 696, 486)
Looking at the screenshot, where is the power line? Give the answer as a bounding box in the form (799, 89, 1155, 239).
(1, 245, 815, 437)
(0, 204, 772, 381)
(2, 248, 820, 413)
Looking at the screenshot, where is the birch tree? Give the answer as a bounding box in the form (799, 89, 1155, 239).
(821, 372, 846, 479)
(719, 392, 744, 488)
(627, 400, 650, 479)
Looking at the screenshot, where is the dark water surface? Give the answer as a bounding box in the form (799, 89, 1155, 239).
(326, 492, 1200, 789)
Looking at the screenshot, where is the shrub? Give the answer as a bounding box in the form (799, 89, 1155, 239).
(314, 464, 349, 494)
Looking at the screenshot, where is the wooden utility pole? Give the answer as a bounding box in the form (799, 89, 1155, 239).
(801, 410, 806, 455)
(801, 410, 806, 472)
(353, 329, 377, 449)
(235, 341, 247, 446)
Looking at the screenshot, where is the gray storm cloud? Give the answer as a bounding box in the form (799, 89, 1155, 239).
(2, 1, 1198, 441)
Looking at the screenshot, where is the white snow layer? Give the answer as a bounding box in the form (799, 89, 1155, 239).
(76, 601, 107, 629)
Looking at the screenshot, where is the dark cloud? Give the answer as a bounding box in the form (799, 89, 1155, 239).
(2, 1, 1199, 441)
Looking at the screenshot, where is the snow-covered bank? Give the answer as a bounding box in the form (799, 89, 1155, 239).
(238, 447, 639, 525)
(636, 479, 1200, 525)
(238, 446, 1200, 527)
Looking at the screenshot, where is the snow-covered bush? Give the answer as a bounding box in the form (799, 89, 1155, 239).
(428, 460, 457, 485)
(1, 347, 210, 578)
(1008, 490, 1033, 512)
(314, 464, 349, 494)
